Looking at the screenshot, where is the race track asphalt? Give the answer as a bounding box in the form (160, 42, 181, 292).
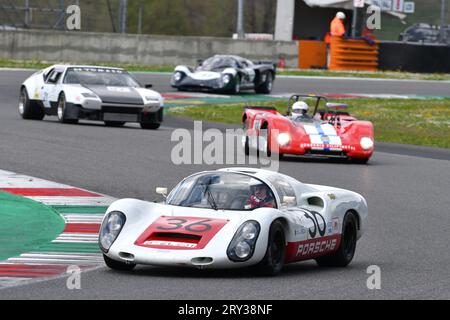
(0, 69, 449, 299)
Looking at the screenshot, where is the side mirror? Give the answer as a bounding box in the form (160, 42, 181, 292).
(156, 187, 168, 198)
(145, 84, 153, 89)
(282, 196, 296, 205)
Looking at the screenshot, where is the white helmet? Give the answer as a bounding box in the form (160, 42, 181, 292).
(292, 101, 309, 114)
(336, 12, 346, 20)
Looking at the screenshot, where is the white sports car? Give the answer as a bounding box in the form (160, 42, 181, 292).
(19, 65, 164, 129)
(99, 168, 368, 275)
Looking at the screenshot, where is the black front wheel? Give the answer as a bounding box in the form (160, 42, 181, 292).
(244, 136, 250, 156)
(57, 93, 78, 124)
(316, 212, 358, 267)
(103, 254, 136, 271)
(256, 220, 286, 276)
(255, 72, 274, 94)
(19, 87, 44, 120)
(230, 76, 241, 94)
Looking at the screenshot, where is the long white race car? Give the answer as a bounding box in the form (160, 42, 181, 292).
(19, 65, 164, 129)
(99, 168, 368, 275)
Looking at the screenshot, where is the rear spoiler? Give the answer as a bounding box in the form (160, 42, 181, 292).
(254, 60, 277, 72)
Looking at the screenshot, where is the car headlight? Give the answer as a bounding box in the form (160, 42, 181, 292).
(173, 72, 182, 82)
(222, 74, 231, 84)
(227, 221, 260, 262)
(360, 137, 374, 150)
(81, 92, 98, 98)
(277, 133, 291, 146)
(99, 211, 126, 253)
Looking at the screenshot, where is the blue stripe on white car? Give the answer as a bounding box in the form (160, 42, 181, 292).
(303, 124, 342, 151)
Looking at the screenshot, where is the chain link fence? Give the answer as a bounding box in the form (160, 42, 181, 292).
(0, 0, 120, 32)
(0, 0, 447, 42)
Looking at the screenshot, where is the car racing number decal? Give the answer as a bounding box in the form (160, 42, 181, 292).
(157, 218, 213, 233)
(135, 216, 229, 250)
(303, 211, 326, 238)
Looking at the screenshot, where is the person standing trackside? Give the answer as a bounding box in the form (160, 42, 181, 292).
(325, 12, 347, 68)
(331, 12, 346, 37)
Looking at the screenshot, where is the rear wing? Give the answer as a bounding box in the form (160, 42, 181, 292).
(254, 60, 277, 72)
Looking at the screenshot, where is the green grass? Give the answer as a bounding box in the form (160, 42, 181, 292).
(168, 98, 450, 149)
(0, 59, 173, 73)
(1, 58, 449, 80)
(279, 69, 450, 81)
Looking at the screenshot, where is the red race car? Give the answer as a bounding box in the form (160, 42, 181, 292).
(242, 94, 374, 163)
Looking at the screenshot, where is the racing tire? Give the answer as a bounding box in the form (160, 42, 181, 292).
(256, 220, 286, 276)
(244, 136, 250, 156)
(255, 72, 274, 94)
(104, 121, 125, 127)
(57, 93, 78, 124)
(315, 211, 358, 268)
(258, 125, 272, 158)
(140, 122, 161, 130)
(19, 87, 44, 120)
(103, 254, 136, 271)
(230, 76, 241, 94)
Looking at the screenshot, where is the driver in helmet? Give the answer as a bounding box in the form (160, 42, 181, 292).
(291, 101, 322, 121)
(291, 101, 311, 120)
(246, 183, 275, 209)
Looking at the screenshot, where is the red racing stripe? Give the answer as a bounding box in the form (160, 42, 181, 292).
(1, 188, 101, 197)
(64, 223, 101, 234)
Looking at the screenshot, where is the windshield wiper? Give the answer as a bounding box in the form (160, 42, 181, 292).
(204, 182, 218, 211)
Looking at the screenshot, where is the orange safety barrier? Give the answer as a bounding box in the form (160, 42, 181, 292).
(298, 40, 327, 69)
(329, 36, 379, 71)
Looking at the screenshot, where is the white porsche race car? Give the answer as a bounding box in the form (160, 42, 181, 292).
(100, 168, 368, 275)
(19, 65, 164, 129)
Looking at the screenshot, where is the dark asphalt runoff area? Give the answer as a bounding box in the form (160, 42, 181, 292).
(0, 69, 449, 299)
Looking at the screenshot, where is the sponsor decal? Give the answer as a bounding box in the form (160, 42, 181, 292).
(143, 240, 197, 248)
(294, 227, 307, 236)
(296, 237, 338, 257)
(285, 235, 341, 262)
(327, 193, 336, 200)
(332, 217, 340, 234)
(72, 67, 124, 74)
(327, 222, 333, 235)
(107, 87, 131, 93)
(300, 143, 356, 151)
(321, 135, 331, 144)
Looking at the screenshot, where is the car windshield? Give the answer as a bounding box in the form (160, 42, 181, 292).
(63, 67, 140, 87)
(198, 57, 238, 71)
(167, 172, 277, 211)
